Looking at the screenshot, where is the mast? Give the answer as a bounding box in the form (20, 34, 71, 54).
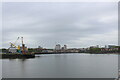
(21, 37, 25, 54)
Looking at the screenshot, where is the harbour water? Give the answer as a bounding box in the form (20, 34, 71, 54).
(2, 53, 118, 78)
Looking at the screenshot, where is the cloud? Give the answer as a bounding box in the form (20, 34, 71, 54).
(2, 2, 118, 48)
(68, 30, 118, 48)
(0, 3, 2, 48)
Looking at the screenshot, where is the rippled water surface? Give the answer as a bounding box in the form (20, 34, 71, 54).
(2, 53, 118, 78)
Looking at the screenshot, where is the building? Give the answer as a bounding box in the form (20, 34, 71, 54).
(61, 47, 64, 50)
(90, 46, 97, 48)
(55, 44, 61, 50)
(96, 45, 99, 48)
(8, 47, 17, 53)
(90, 45, 100, 48)
(105, 45, 107, 48)
(108, 45, 116, 48)
(64, 45, 67, 50)
(8, 44, 17, 53)
(38, 46, 43, 49)
(38, 46, 42, 48)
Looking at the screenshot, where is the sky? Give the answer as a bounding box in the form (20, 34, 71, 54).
(2, 2, 118, 48)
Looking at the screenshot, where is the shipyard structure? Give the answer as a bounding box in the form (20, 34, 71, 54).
(2, 37, 35, 59)
(8, 37, 28, 54)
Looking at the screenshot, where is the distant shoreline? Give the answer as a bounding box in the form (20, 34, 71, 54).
(34, 52, 119, 54)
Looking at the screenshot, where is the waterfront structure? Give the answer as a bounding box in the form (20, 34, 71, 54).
(55, 44, 61, 50)
(8, 47, 17, 53)
(79, 48, 88, 52)
(108, 45, 116, 48)
(61, 45, 67, 50)
(90, 45, 100, 48)
(61, 47, 64, 50)
(64, 45, 67, 50)
(67, 48, 79, 53)
(96, 45, 99, 48)
(42, 49, 54, 53)
(38, 46, 42, 49)
(90, 46, 97, 48)
(105, 45, 107, 48)
(8, 37, 28, 54)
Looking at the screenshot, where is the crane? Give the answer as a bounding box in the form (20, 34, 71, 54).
(21, 37, 25, 54)
(9, 37, 21, 53)
(9, 37, 28, 54)
(10, 37, 19, 49)
(14, 37, 19, 45)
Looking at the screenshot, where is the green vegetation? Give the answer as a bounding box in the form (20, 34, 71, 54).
(89, 48, 101, 53)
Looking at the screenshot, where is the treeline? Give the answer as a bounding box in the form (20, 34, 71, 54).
(88, 47, 120, 54)
(1, 47, 120, 54)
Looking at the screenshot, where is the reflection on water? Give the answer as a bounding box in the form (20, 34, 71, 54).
(2, 53, 118, 78)
(0, 60, 2, 79)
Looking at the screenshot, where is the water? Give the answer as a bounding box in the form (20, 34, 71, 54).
(2, 53, 118, 78)
(0, 60, 2, 79)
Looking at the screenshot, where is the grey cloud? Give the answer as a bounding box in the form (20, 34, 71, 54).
(2, 2, 118, 48)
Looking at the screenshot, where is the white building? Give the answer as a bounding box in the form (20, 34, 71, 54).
(55, 44, 61, 50)
(64, 45, 67, 50)
(8, 47, 17, 53)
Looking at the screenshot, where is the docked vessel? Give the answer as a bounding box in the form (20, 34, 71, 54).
(3, 37, 35, 59)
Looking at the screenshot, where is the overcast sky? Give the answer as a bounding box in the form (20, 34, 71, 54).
(2, 2, 118, 48)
